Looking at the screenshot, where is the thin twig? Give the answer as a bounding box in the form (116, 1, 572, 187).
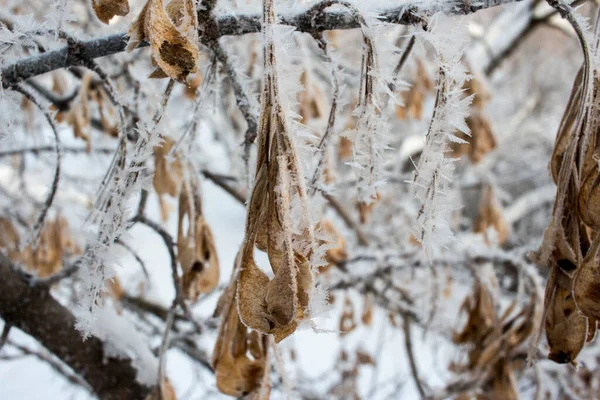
(12, 84, 61, 249)
(0, 322, 12, 354)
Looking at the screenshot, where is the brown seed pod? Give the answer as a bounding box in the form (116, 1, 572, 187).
(177, 185, 220, 300)
(473, 185, 509, 245)
(127, 0, 198, 82)
(573, 238, 600, 321)
(578, 168, 600, 229)
(213, 260, 270, 397)
(546, 285, 587, 364)
(91, 0, 130, 24)
(153, 137, 183, 198)
(339, 296, 357, 336)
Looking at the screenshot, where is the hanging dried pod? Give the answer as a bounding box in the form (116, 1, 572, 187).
(318, 219, 347, 271)
(235, 0, 316, 343)
(212, 259, 270, 397)
(573, 237, 600, 321)
(127, 0, 199, 81)
(91, 0, 130, 24)
(177, 181, 220, 300)
(361, 294, 373, 326)
(298, 70, 328, 123)
(153, 137, 183, 198)
(339, 296, 357, 335)
(473, 185, 509, 245)
(546, 284, 587, 364)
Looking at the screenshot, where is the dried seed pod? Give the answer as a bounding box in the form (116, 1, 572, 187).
(234, 0, 315, 343)
(91, 0, 130, 24)
(473, 185, 509, 245)
(153, 137, 183, 198)
(361, 294, 373, 326)
(550, 67, 583, 184)
(573, 238, 600, 321)
(318, 219, 347, 271)
(213, 261, 270, 397)
(339, 296, 357, 335)
(298, 70, 328, 123)
(127, 0, 199, 81)
(546, 285, 587, 364)
(177, 186, 220, 300)
(338, 136, 353, 161)
(356, 349, 375, 366)
(578, 168, 600, 229)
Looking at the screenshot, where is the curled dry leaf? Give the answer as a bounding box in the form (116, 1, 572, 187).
(177, 185, 220, 300)
(212, 261, 270, 397)
(473, 185, 509, 245)
(127, 0, 198, 81)
(546, 284, 587, 364)
(91, 0, 130, 24)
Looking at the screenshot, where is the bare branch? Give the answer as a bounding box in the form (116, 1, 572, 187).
(0, 253, 153, 400)
(0, 0, 526, 88)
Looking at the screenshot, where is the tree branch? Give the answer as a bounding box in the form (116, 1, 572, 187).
(1, 0, 525, 88)
(0, 253, 152, 400)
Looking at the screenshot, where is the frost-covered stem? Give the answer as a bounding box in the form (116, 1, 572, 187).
(404, 314, 426, 398)
(211, 44, 258, 169)
(115, 239, 150, 282)
(12, 84, 61, 249)
(157, 302, 176, 396)
(0, 0, 527, 88)
(170, 61, 217, 156)
(392, 35, 416, 84)
(309, 34, 339, 195)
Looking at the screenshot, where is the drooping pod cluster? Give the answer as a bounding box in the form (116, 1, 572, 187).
(234, 0, 317, 343)
(536, 51, 600, 363)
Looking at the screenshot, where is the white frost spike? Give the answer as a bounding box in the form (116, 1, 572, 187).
(411, 14, 472, 260)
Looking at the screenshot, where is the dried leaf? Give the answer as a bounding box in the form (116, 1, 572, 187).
(154, 137, 183, 197)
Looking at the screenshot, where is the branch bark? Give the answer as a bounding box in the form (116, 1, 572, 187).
(0, 254, 152, 400)
(1, 0, 525, 88)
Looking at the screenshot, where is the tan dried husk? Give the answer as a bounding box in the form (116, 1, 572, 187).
(0, 216, 81, 278)
(212, 258, 270, 397)
(453, 277, 537, 397)
(534, 63, 600, 364)
(153, 137, 183, 198)
(298, 70, 328, 123)
(91, 0, 130, 24)
(473, 185, 509, 245)
(177, 180, 220, 301)
(127, 0, 199, 81)
(339, 296, 357, 336)
(235, 0, 315, 343)
(318, 219, 347, 272)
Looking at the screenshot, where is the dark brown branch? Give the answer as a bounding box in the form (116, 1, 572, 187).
(0, 253, 152, 400)
(1, 0, 526, 88)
